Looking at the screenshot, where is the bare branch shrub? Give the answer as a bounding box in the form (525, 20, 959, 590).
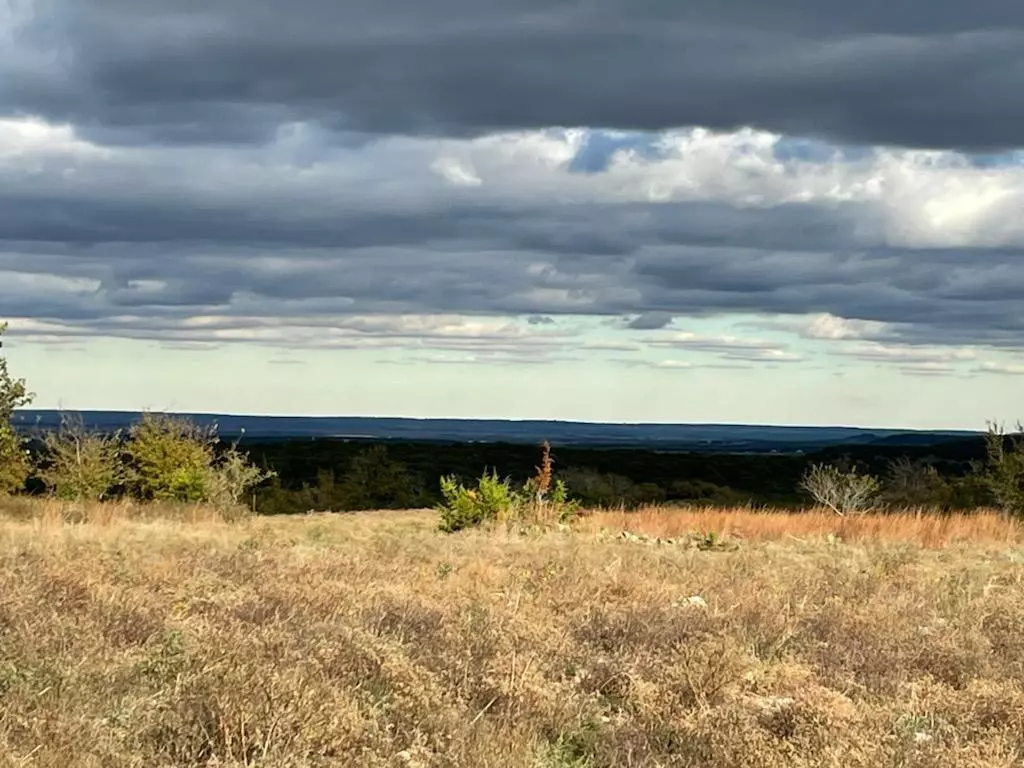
(800, 462, 879, 516)
(205, 433, 277, 508)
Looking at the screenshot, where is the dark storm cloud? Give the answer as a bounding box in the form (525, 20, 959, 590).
(5, 181, 1024, 352)
(0, 181, 880, 330)
(3, 43, 1024, 359)
(5, 1, 1024, 150)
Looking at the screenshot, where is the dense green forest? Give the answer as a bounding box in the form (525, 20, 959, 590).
(245, 435, 996, 515)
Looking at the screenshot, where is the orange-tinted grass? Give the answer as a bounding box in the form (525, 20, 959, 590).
(0, 496, 248, 526)
(579, 505, 1024, 548)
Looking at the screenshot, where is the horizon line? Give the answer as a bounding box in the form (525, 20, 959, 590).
(13, 407, 983, 434)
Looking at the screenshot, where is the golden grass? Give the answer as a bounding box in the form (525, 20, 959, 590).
(582, 505, 1024, 549)
(0, 496, 251, 526)
(1, 501, 1024, 766)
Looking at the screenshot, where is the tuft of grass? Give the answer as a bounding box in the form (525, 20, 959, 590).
(1, 499, 1024, 766)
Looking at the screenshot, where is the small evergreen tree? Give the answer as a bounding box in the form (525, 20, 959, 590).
(879, 457, 950, 509)
(123, 413, 273, 507)
(338, 445, 420, 510)
(983, 421, 1024, 516)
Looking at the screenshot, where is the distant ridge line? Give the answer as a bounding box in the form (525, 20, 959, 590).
(11, 409, 980, 453)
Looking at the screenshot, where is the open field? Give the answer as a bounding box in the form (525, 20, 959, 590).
(1, 501, 1024, 767)
(582, 506, 1024, 549)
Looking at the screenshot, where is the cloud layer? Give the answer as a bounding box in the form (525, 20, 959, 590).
(3, 2, 1024, 381)
(5, 1, 1024, 150)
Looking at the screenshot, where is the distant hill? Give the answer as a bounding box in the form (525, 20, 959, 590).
(12, 410, 980, 454)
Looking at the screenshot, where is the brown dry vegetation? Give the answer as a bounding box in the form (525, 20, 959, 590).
(582, 506, 1024, 549)
(2, 500, 1024, 767)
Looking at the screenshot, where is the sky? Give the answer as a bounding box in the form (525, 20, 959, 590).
(3, 1, 1024, 428)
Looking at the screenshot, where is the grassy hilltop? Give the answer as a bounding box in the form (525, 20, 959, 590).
(1, 499, 1023, 767)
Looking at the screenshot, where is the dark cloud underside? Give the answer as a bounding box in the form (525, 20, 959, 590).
(4, 1, 1024, 150)
(3, 0, 1024, 359)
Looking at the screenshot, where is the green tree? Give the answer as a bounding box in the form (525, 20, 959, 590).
(123, 413, 273, 507)
(0, 323, 34, 493)
(983, 421, 1024, 515)
(124, 413, 218, 502)
(878, 457, 951, 509)
(337, 445, 420, 510)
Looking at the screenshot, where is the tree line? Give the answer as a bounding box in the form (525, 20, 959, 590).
(4, 322, 1024, 515)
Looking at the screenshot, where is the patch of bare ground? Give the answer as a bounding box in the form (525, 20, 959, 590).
(1, 500, 1023, 766)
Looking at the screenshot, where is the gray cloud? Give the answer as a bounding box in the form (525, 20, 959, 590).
(4, 186, 1024, 351)
(3, 3, 1024, 364)
(4, 1, 1024, 150)
(626, 312, 675, 330)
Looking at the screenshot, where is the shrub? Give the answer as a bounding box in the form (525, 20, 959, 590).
(800, 462, 880, 516)
(438, 442, 581, 532)
(205, 436, 276, 508)
(879, 457, 951, 510)
(944, 472, 994, 510)
(36, 414, 125, 501)
(982, 421, 1024, 516)
(0, 423, 30, 495)
(337, 445, 423, 510)
(124, 413, 217, 502)
(437, 470, 520, 533)
(0, 323, 33, 494)
(123, 413, 273, 506)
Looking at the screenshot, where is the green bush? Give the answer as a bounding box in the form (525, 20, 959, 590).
(36, 415, 124, 501)
(123, 413, 273, 505)
(124, 413, 217, 502)
(336, 445, 423, 510)
(438, 443, 581, 532)
(983, 421, 1024, 516)
(0, 423, 29, 495)
(0, 323, 33, 494)
(437, 470, 519, 532)
(943, 472, 994, 510)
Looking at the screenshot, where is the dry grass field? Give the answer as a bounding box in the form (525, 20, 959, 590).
(2, 500, 1024, 767)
